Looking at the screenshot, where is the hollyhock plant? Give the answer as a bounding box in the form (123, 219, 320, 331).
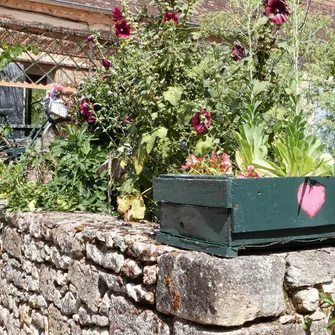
(191, 109, 212, 134)
(265, 0, 290, 25)
(163, 12, 178, 23)
(101, 58, 111, 70)
(232, 45, 245, 62)
(112, 7, 123, 22)
(115, 20, 131, 38)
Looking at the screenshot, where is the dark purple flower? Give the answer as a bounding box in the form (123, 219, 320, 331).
(101, 58, 111, 70)
(87, 115, 96, 124)
(232, 45, 245, 61)
(112, 7, 123, 22)
(191, 109, 212, 134)
(80, 99, 91, 117)
(163, 12, 178, 23)
(87, 35, 94, 42)
(265, 0, 290, 25)
(115, 20, 131, 38)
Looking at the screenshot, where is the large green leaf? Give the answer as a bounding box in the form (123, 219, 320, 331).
(163, 86, 184, 106)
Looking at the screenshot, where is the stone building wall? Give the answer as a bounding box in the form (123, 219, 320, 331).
(0, 211, 333, 334)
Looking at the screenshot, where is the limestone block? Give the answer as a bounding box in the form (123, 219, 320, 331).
(157, 252, 286, 327)
(3, 228, 21, 259)
(18, 303, 31, 327)
(292, 288, 319, 314)
(122, 259, 142, 279)
(31, 310, 45, 330)
(132, 241, 176, 262)
(29, 220, 42, 239)
(285, 248, 335, 288)
(125, 284, 155, 305)
(71, 232, 86, 258)
(173, 318, 307, 335)
(113, 235, 127, 252)
(0, 307, 8, 326)
(48, 304, 69, 335)
(108, 294, 170, 335)
(68, 319, 82, 335)
(87, 244, 103, 265)
(61, 292, 80, 315)
(101, 251, 124, 273)
(5, 313, 21, 335)
(99, 273, 125, 294)
(50, 246, 70, 269)
(82, 328, 109, 335)
(91, 314, 109, 327)
(39, 266, 57, 302)
(78, 306, 91, 325)
(99, 293, 111, 315)
(29, 295, 48, 310)
(68, 261, 101, 313)
(143, 265, 157, 285)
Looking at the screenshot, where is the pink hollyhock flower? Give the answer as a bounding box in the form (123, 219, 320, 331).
(102, 74, 108, 79)
(232, 45, 245, 62)
(101, 58, 111, 70)
(112, 7, 123, 22)
(163, 12, 178, 23)
(238, 165, 262, 178)
(115, 20, 131, 38)
(182, 154, 201, 170)
(191, 109, 212, 134)
(220, 153, 233, 174)
(87, 35, 94, 42)
(265, 0, 290, 25)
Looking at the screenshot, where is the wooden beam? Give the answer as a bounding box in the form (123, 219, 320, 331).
(0, 0, 114, 26)
(0, 80, 76, 92)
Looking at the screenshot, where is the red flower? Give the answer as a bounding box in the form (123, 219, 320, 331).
(163, 12, 178, 23)
(101, 58, 111, 70)
(265, 0, 290, 25)
(112, 7, 123, 22)
(191, 109, 211, 134)
(232, 45, 245, 62)
(115, 20, 131, 38)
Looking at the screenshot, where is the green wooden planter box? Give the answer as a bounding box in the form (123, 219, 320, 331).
(153, 174, 335, 257)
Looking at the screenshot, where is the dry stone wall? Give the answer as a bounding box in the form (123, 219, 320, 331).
(0, 212, 333, 334)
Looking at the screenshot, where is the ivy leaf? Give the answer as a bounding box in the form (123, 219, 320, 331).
(163, 86, 184, 106)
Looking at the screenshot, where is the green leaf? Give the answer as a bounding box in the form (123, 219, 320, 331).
(195, 136, 214, 155)
(163, 86, 184, 106)
(252, 80, 270, 97)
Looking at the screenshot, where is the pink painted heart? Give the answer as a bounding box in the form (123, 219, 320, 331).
(297, 183, 326, 218)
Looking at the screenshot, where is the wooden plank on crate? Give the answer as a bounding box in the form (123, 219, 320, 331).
(0, 80, 76, 92)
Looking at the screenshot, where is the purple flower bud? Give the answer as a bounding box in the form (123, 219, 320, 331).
(87, 35, 94, 42)
(101, 58, 111, 70)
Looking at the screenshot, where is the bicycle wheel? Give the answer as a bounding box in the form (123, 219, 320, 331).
(41, 118, 73, 150)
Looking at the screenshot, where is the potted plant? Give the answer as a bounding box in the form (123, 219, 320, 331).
(153, 0, 335, 256)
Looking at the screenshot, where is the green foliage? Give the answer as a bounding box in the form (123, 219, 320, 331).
(0, 125, 109, 212)
(0, 42, 39, 72)
(320, 292, 335, 335)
